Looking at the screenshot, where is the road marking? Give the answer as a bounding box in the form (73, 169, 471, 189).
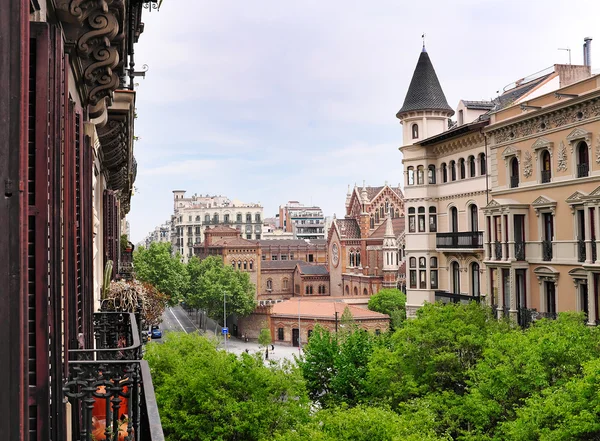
(169, 307, 188, 334)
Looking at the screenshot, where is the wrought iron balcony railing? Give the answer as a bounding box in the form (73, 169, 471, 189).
(542, 240, 553, 261)
(578, 239, 586, 262)
(510, 176, 519, 188)
(577, 163, 589, 178)
(436, 231, 483, 249)
(63, 312, 164, 441)
(541, 170, 551, 183)
(494, 241, 503, 260)
(515, 241, 526, 261)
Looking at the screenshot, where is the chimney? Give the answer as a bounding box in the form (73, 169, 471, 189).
(583, 37, 592, 67)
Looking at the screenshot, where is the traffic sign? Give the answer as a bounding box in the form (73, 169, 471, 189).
(222, 327, 228, 334)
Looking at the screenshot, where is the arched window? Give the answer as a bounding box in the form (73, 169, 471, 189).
(407, 167, 415, 185)
(363, 288, 368, 296)
(468, 155, 476, 177)
(370, 216, 375, 229)
(459, 158, 466, 179)
(238, 260, 242, 270)
(243, 260, 247, 270)
(306, 285, 313, 295)
(205, 214, 210, 223)
(418, 206, 426, 232)
(196, 215, 200, 221)
(385, 200, 389, 213)
(452, 261, 460, 294)
(395, 208, 400, 218)
(428, 165, 436, 184)
(356, 251, 361, 267)
(409, 257, 416, 268)
(350, 251, 355, 267)
(479, 153, 487, 175)
(267, 279, 273, 290)
(213, 213, 219, 223)
(232, 260, 236, 268)
(236, 213, 242, 222)
(255, 213, 261, 222)
(430, 257, 438, 268)
(408, 207, 415, 233)
(283, 278, 289, 290)
(471, 263, 480, 296)
(449, 160, 456, 181)
(380, 206, 384, 218)
(419, 257, 426, 268)
(249, 260, 254, 270)
(318, 285, 326, 294)
(577, 142, 589, 178)
(450, 206, 458, 233)
(375, 211, 380, 224)
(430, 257, 438, 289)
(417, 166, 425, 185)
(541, 150, 551, 183)
(429, 207, 437, 232)
(345, 285, 350, 295)
(510, 157, 519, 188)
(412, 123, 419, 139)
(353, 286, 358, 296)
(470, 204, 479, 232)
(441, 162, 448, 183)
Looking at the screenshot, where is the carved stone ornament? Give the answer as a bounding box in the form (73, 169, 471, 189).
(56, 0, 126, 119)
(596, 135, 600, 164)
(557, 141, 568, 172)
(523, 150, 533, 178)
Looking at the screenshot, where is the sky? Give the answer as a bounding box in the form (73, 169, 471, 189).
(129, 0, 600, 243)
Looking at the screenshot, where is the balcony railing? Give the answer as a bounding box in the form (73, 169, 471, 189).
(577, 163, 589, 178)
(578, 239, 586, 262)
(541, 170, 551, 183)
(494, 241, 503, 260)
(542, 240, 553, 261)
(510, 176, 519, 188)
(63, 312, 164, 441)
(436, 231, 483, 249)
(593, 241, 597, 263)
(515, 241, 526, 261)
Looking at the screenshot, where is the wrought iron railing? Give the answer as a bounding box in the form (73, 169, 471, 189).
(542, 240, 553, 261)
(510, 176, 519, 188)
(541, 170, 551, 183)
(436, 231, 483, 249)
(515, 241, 526, 261)
(494, 241, 503, 260)
(577, 163, 589, 178)
(578, 240, 586, 262)
(63, 312, 164, 441)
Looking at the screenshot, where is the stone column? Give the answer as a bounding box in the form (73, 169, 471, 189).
(588, 272, 598, 325)
(507, 213, 515, 261)
(484, 215, 490, 261)
(595, 205, 600, 264)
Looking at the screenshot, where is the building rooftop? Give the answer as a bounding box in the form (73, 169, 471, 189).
(297, 263, 329, 276)
(368, 216, 405, 239)
(397, 48, 454, 117)
(462, 100, 495, 110)
(259, 239, 326, 247)
(335, 218, 361, 239)
(261, 260, 304, 270)
(272, 299, 390, 320)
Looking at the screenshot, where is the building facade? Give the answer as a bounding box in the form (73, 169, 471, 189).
(171, 190, 263, 262)
(278, 201, 327, 239)
(0, 1, 163, 439)
(327, 184, 405, 303)
(483, 68, 600, 325)
(260, 238, 328, 263)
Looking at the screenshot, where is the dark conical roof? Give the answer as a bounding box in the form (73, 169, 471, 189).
(397, 49, 454, 118)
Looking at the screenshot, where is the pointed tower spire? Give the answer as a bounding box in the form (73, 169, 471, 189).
(384, 216, 394, 238)
(396, 47, 454, 119)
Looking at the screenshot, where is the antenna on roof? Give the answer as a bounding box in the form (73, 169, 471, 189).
(421, 33, 426, 52)
(558, 47, 571, 65)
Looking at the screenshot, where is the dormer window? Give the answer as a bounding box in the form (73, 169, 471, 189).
(412, 123, 419, 139)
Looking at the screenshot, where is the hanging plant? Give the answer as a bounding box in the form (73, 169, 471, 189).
(103, 279, 168, 326)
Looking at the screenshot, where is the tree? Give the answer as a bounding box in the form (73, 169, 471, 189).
(145, 332, 310, 441)
(367, 288, 406, 329)
(133, 242, 188, 305)
(186, 256, 256, 324)
(258, 327, 272, 359)
(299, 325, 338, 407)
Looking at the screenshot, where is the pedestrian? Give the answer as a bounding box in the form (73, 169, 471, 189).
(245, 349, 249, 354)
(271, 344, 274, 351)
(265, 348, 269, 359)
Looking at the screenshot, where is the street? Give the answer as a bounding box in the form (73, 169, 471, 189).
(154, 305, 302, 362)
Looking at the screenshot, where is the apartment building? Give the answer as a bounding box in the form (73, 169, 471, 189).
(279, 201, 327, 239)
(171, 190, 264, 261)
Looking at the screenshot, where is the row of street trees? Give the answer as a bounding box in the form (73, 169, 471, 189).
(133, 242, 256, 324)
(148, 300, 600, 440)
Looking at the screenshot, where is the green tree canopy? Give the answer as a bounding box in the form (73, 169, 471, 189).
(258, 327, 272, 347)
(145, 332, 310, 441)
(186, 256, 256, 324)
(367, 288, 406, 329)
(133, 242, 188, 305)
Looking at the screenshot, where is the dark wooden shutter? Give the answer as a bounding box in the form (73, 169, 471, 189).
(104, 189, 118, 279)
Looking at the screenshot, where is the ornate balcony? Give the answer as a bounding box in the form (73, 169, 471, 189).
(542, 240, 553, 261)
(63, 312, 164, 441)
(436, 231, 483, 249)
(510, 176, 519, 188)
(515, 241, 526, 261)
(577, 163, 589, 178)
(541, 170, 551, 183)
(578, 240, 586, 262)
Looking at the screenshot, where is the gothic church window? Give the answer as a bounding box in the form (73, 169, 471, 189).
(412, 123, 419, 139)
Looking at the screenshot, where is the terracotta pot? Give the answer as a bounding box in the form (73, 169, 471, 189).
(92, 385, 129, 420)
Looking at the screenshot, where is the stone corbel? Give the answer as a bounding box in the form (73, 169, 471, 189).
(55, 0, 126, 120)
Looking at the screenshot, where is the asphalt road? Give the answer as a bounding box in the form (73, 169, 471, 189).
(159, 305, 202, 334)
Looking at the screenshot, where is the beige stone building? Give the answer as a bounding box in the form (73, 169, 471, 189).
(171, 190, 263, 262)
(484, 65, 600, 325)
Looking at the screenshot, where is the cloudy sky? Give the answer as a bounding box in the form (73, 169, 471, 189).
(129, 0, 600, 243)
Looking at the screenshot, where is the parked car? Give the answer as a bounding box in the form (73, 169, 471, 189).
(150, 325, 162, 339)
